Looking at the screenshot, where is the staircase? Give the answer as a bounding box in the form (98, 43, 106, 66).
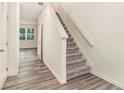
(56, 12, 91, 80)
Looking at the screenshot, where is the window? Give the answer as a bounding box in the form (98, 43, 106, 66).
(19, 28, 35, 40)
(20, 28, 26, 40)
(27, 28, 35, 40)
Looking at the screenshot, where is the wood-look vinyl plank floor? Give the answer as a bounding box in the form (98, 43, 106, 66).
(3, 48, 122, 90)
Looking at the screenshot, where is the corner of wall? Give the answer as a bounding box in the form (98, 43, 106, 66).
(43, 60, 67, 85)
(0, 72, 7, 89)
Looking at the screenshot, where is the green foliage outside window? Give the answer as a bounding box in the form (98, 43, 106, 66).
(19, 28, 35, 40)
(20, 28, 26, 40)
(27, 28, 35, 40)
(27, 35, 34, 40)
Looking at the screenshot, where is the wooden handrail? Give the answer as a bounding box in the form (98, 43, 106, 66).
(48, 5, 68, 39)
(69, 15, 95, 47)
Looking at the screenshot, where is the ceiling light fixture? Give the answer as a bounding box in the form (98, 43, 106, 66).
(38, 2, 44, 6)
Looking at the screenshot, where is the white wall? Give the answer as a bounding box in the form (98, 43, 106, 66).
(20, 23, 38, 49)
(7, 2, 20, 76)
(57, 2, 124, 88)
(0, 3, 8, 89)
(39, 5, 68, 84)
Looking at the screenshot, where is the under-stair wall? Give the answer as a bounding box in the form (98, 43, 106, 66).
(40, 5, 68, 84)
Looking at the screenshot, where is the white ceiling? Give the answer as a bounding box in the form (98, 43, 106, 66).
(20, 2, 45, 23)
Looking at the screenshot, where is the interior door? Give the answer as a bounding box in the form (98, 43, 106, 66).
(37, 23, 43, 60)
(37, 23, 41, 60)
(0, 3, 8, 89)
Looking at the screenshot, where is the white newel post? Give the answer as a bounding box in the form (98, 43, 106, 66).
(61, 37, 68, 84)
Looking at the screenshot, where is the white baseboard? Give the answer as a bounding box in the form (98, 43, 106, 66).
(91, 70, 124, 89)
(43, 61, 66, 85)
(0, 72, 7, 89)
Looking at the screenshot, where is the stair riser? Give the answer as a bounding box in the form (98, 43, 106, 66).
(67, 37, 74, 40)
(61, 21, 64, 24)
(67, 46, 78, 49)
(67, 44, 76, 48)
(67, 67, 90, 74)
(67, 55, 83, 61)
(68, 34, 71, 37)
(67, 70, 90, 80)
(62, 24, 66, 27)
(66, 31, 70, 35)
(67, 49, 79, 54)
(67, 42, 76, 45)
(67, 60, 87, 67)
(67, 50, 79, 54)
(67, 34, 71, 38)
(67, 48, 79, 52)
(67, 54, 82, 58)
(67, 60, 86, 66)
(67, 34, 71, 37)
(67, 39, 74, 42)
(57, 16, 60, 18)
(68, 37, 73, 39)
(66, 31, 70, 33)
(59, 18, 62, 20)
(64, 27, 68, 30)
